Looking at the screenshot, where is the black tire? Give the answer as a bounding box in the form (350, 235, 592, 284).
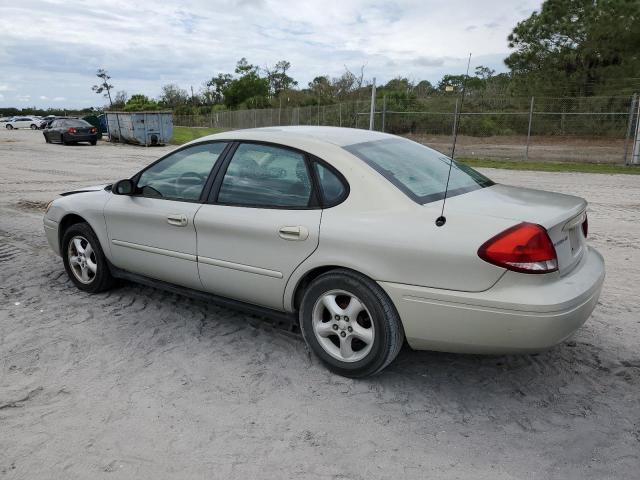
(90, 139, 97, 146)
(62, 134, 70, 145)
(61, 222, 115, 293)
(44, 133, 51, 143)
(6, 124, 13, 130)
(299, 269, 404, 378)
(30, 124, 38, 130)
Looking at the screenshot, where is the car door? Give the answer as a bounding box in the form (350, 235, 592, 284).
(104, 141, 229, 290)
(16, 117, 29, 128)
(195, 142, 322, 310)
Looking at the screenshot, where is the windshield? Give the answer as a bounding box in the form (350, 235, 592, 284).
(344, 138, 494, 204)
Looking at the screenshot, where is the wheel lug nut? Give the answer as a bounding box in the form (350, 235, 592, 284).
(344, 316, 349, 322)
(332, 324, 338, 330)
(334, 315, 340, 320)
(340, 331, 346, 337)
(347, 326, 353, 332)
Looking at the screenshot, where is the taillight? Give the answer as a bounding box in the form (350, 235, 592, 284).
(90, 127, 97, 133)
(67, 127, 76, 134)
(478, 222, 558, 274)
(581, 214, 588, 238)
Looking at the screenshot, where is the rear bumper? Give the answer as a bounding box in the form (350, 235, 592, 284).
(379, 247, 605, 354)
(65, 134, 97, 142)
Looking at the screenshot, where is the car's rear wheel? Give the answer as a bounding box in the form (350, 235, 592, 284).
(6, 124, 13, 130)
(61, 222, 115, 293)
(30, 124, 37, 130)
(62, 134, 70, 145)
(90, 139, 97, 145)
(299, 269, 404, 378)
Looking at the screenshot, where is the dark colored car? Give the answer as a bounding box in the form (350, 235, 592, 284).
(39, 116, 65, 129)
(43, 119, 98, 145)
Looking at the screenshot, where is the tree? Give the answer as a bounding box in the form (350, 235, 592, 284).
(204, 73, 233, 104)
(414, 80, 434, 97)
(505, 0, 640, 95)
(474, 66, 495, 80)
(123, 94, 160, 111)
(265, 60, 298, 96)
(92, 69, 114, 106)
(112, 91, 128, 109)
(223, 59, 269, 108)
(159, 84, 190, 108)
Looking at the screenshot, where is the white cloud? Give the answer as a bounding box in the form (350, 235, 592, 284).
(0, 0, 543, 108)
(39, 95, 48, 100)
(0, 94, 4, 100)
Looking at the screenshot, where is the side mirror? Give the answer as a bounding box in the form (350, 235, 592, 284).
(112, 179, 135, 195)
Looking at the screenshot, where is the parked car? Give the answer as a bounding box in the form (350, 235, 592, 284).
(39, 116, 64, 129)
(5, 116, 40, 129)
(43, 127, 605, 377)
(43, 118, 98, 145)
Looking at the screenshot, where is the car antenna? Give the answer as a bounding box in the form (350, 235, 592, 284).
(435, 52, 472, 227)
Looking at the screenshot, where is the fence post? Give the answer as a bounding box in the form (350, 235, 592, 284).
(382, 95, 387, 133)
(525, 96, 535, 160)
(623, 93, 638, 164)
(632, 96, 640, 165)
(369, 77, 376, 130)
(450, 99, 459, 156)
(339, 103, 342, 127)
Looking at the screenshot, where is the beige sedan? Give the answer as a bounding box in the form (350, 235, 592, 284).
(43, 127, 605, 377)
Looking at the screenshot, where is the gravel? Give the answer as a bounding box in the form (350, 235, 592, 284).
(1, 128, 639, 479)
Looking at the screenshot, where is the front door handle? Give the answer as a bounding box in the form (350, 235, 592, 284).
(278, 226, 309, 241)
(167, 214, 188, 227)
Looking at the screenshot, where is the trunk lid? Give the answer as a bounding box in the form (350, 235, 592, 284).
(445, 184, 587, 274)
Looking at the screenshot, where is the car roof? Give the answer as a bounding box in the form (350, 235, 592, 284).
(193, 126, 396, 148)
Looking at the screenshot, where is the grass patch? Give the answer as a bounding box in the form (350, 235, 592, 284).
(458, 158, 640, 175)
(171, 126, 226, 145)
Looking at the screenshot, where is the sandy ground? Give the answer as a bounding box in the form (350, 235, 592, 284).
(1, 128, 639, 479)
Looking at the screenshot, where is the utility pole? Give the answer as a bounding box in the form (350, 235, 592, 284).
(369, 77, 376, 130)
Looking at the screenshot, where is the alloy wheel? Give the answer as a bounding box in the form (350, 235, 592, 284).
(312, 289, 375, 363)
(67, 235, 97, 284)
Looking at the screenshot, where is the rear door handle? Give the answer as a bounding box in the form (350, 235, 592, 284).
(167, 214, 188, 227)
(278, 226, 309, 241)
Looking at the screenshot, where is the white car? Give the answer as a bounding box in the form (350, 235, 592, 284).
(5, 116, 40, 129)
(43, 127, 605, 377)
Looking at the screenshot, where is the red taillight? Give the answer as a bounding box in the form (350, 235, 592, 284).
(67, 127, 76, 134)
(581, 214, 588, 238)
(478, 222, 558, 274)
(90, 127, 97, 133)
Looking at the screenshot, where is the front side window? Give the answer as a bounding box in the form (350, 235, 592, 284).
(217, 143, 312, 208)
(344, 138, 493, 204)
(136, 142, 227, 201)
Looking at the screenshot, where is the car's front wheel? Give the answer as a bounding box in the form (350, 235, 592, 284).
(30, 124, 38, 130)
(61, 222, 115, 293)
(6, 124, 13, 130)
(300, 269, 404, 378)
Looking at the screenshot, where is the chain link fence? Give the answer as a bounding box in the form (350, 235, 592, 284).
(175, 94, 640, 164)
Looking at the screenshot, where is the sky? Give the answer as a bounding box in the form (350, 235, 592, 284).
(0, 0, 543, 109)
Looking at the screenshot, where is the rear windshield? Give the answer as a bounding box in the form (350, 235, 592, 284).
(64, 119, 91, 127)
(344, 138, 494, 204)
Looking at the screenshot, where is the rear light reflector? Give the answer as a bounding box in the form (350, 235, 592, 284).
(67, 127, 77, 134)
(582, 214, 588, 238)
(478, 222, 558, 274)
(90, 127, 97, 133)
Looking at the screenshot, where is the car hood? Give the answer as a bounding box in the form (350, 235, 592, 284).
(444, 184, 586, 229)
(60, 184, 110, 196)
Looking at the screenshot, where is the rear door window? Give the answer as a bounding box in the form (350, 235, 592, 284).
(217, 143, 312, 208)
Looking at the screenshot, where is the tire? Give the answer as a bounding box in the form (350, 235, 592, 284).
(299, 269, 404, 378)
(44, 133, 51, 143)
(90, 139, 97, 146)
(30, 124, 37, 130)
(62, 134, 69, 145)
(61, 222, 115, 293)
(6, 124, 13, 130)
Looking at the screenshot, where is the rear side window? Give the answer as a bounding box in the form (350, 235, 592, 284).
(217, 143, 312, 208)
(314, 163, 347, 206)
